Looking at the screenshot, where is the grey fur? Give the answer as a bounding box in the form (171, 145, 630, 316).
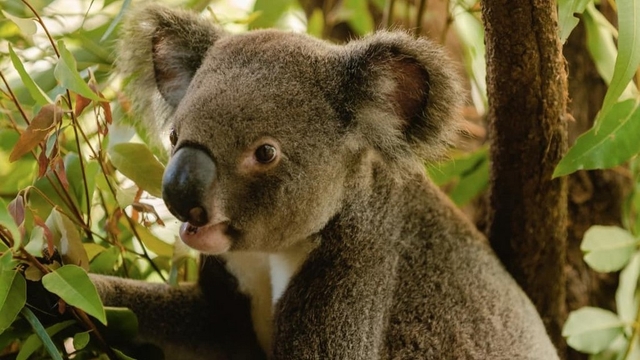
(96, 4, 559, 359)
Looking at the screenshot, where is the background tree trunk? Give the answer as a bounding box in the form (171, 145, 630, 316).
(481, 0, 569, 354)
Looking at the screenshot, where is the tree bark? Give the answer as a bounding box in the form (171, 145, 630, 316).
(481, 0, 569, 353)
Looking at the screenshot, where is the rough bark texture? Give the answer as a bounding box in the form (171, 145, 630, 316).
(481, 0, 568, 353)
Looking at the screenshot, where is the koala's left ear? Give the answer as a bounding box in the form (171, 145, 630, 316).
(338, 32, 463, 162)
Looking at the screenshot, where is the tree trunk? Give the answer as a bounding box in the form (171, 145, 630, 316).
(481, 0, 569, 354)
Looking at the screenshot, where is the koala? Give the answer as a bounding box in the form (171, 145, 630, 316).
(92, 4, 559, 360)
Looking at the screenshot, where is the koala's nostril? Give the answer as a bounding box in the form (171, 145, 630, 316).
(162, 146, 216, 226)
(189, 206, 207, 226)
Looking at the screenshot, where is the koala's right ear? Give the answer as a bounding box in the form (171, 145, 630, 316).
(117, 5, 222, 134)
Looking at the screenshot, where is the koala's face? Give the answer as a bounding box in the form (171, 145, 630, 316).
(163, 32, 349, 253)
(121, 6, 461, 254)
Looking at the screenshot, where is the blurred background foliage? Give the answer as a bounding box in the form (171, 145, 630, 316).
(0, 0, 638, 358)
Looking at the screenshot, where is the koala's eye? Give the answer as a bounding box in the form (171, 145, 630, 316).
(255, 144, 277, 164)
(169, 128, 178, 147)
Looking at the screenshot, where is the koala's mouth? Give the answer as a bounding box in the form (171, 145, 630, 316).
(179, 221, 232, 254)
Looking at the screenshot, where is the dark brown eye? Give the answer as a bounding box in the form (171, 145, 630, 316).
(169, 128, 177, 147)
(255, 144, 277, 164)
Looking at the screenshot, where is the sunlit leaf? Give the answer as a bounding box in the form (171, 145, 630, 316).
(54, 40, 103, 102)
(0, 270, 26, 333)
(341, 0, 375, 35)
(554, 99, 640, 177)
(616, 253, 640, 323)
(8, 45, 52, 105)
(108, 143, 165, 198)
(9, 104, 62, 162)
(306, 8, 324, 38)
(1, 10, 36, 35)
(595, 0, 640, 126)
(563, 307, 624, 354)
(101, 0, 131, 42)
(581, 225, 639, 272)
(42, 265, 107, 325)
(557, 0, 590, 43)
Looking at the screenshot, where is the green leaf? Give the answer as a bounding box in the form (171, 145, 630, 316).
(250, 0, 293, 29)
(133, 223, 173, 258)
(42, 265, 107, 325)
(0, 197, 21, 246)
(0, 270, 26, 333)
(616, 252, 640, 323)
(1, 10, 36, 35)
(583, 4, 618, 85)
(19, 308, 65, 360)
(18, 320, 75, 360)
(108, 143, 165, 198)
(554, 99, 640, 177)
(8, 44, 52, 105)
(53, 40, 103, 102)
(45, 208, 90, 270)
(581, 225, 639, 272)
(102, 307, 138, 341)
(595, 0, 640, 126)
(73, 331, 91, 350)
(557, 0, 591, 43)
(562, 307, 624, 354)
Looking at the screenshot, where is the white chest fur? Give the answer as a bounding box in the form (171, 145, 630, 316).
(221, 242, 315, 356)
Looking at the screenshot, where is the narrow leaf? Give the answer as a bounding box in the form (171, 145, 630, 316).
(616, 253, 640, 323)
(1, 11, 36, 35)
(0, 197, 21, 246)
(595, 0, 640, 126)
(9, 104, 62, 162)
(8, 45, 51, 105)
(19, 308, 66, 360)
(582, 3, 618, 85)
(581, 225, 639, 272)
(46, 209, 90, 270)
(100, 0, 131, 42)
(53, 40, 103, 102)
(554, 99, 640, 177)
(108, 143, 165, 198)
(562, 307, 624, 354)
(42, 265, 107, 325)
(0, 270, 26, 333)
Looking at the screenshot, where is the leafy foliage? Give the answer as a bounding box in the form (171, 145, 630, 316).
(0, 0, 638, 358)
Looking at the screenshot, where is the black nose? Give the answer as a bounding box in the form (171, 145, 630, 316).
(162, 146, 216, 226)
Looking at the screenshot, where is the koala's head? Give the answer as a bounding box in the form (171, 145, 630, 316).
(118, 5, 462, 254)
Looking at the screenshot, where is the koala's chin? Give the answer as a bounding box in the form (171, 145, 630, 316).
(179, 222, 232, 254)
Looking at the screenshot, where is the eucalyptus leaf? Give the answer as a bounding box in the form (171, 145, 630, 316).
(54, 40, 103, 102)
(554, 99, 640, 177)
(20, 308, 64, 360)
(557, 0, 591, 43)
(0, 270, 26, 333)
(17, 320, 75, 360)
(42, 265, 107, 325)
(108, 143, 165, 198)
(8, 45, 52, 105)
(595, 0, 640, 126)
(616, 252, 640, 323)
(0, 197, 21, 247)
(73, 331, 91, 350)
(2, 10, 37, 35)
(133, 223, 173, 258)
(581, 225, 639, 272)
(562, 307, 624, 354)
(250, 0, 293, 29)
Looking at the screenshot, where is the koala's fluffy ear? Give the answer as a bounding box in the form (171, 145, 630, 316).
(117, 5, 222, 135)
(339, 32, 463, 164)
